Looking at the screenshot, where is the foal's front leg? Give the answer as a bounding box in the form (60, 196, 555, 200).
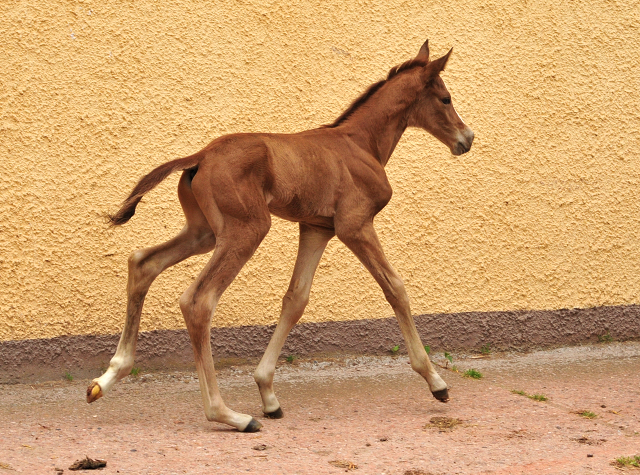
(254, 224, 334, 417)
(337, 222, 449, 401)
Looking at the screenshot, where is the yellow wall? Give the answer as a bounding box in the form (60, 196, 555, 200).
(1, 0, 639, 341)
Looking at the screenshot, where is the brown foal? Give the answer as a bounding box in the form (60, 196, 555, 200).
(86, 40, 474, 432)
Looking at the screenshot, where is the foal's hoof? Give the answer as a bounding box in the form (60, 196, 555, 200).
(431, 388, 450, 402)
(86, 381, 103, 403)
(264, 407, 284, 419)
(241, 418, 263, 433)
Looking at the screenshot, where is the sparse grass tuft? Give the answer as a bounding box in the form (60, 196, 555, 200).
(576, 410, 597, 419)
(463, 369, 482, 379)
(391, 345, 400, 354)
(480, 343, 492, 355)
(286, 355, 296, 363)
(598, 332, 613, 343)
(612, 454, 640, 469)
(63, 371, 73, 382)
(511, 389, 548, 401)
(130, 367, 141, 377)
(529, 394, 548, 401)
(424, 345, 431, 355)
(444, 352, 453, 364)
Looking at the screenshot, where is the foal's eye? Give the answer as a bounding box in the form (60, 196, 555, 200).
(441, 97, 451, 105)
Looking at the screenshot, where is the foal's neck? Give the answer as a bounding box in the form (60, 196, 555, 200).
(341, 74, 420, 167)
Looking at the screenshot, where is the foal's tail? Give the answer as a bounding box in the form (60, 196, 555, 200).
(108, 153, 202, 226)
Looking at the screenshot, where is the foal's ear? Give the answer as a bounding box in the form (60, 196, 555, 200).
(422, 47, 453, 81)
(416, 39, 430, 61)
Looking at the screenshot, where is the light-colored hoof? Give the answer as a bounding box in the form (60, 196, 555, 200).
(86, 381, 103, 403)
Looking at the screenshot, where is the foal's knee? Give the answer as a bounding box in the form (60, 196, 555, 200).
(179, 288, 215, 335)
(179, 289, 198, 321)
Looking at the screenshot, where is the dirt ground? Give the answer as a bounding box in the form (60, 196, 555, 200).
(1, 342, 639, 474)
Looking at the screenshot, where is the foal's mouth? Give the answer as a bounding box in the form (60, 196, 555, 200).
(452, 141, 472, 156)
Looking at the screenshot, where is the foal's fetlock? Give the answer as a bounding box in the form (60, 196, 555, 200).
(205, 408, 262, 432)
(86, 357, 133, 404)
(108, 356, 135, 381)
(255, 381, 282, 417)
(254, 369, 283, 417)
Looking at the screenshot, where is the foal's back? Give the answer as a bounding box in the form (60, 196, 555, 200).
(197, 127, 385, 225)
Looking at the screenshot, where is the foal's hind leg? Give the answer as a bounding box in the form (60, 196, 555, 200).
(88, 172, 215, 402)
(254, 223, 334, 418)
(336, 221, 449, 401)
(179, 216, 271, 432)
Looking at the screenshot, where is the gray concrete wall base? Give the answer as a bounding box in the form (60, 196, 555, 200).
(1, 305, 638, 382)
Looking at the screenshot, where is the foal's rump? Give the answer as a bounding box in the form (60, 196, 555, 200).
(108, 133, 268, 227)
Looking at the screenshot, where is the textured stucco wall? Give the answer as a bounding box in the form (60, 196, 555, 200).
(1, 0, 639, 342)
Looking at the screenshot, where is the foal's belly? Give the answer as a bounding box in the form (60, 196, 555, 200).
(267, 193, 336, 229)
(271, 210, 335, 229)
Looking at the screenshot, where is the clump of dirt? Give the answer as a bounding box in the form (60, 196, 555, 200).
(404, 470, 438, 475)
(423, 416, 462, 432)
(329, 460, 358, 470)
(574, 437, 606, 446)
(68, 457, 106, 470)
(252, 444, 268, 451)
(506, 429, 531, 439)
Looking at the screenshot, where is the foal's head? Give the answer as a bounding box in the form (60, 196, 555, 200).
(407, 41, 475, 156)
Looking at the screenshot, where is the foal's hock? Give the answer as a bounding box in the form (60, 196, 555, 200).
(87, 40, 474, 432)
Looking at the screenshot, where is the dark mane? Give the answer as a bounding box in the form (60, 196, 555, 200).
(322, 58, 428, 128)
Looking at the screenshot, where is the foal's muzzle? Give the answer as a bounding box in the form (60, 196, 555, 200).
(452, 127, 475, 156)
